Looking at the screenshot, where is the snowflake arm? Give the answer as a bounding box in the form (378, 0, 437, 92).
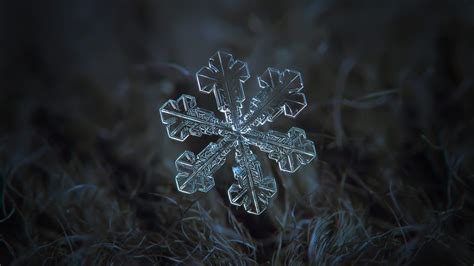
(228, 141, 277, 215)
(159, 94, 231, 140)
(196, 51, 250, 130)
(244, 127, 317, 173)
(175, 135, 236, 194)
(242, 68, 307, 130)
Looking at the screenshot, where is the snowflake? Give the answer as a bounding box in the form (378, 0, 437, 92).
(159, 51, 317, 215)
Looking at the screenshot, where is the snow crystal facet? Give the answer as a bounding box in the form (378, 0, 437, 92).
(159, 51, 317, 215)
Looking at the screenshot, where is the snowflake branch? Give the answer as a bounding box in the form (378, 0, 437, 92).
(175, 136, 236, 194)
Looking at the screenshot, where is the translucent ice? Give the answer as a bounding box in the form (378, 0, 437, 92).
(159, 51, 317, 215)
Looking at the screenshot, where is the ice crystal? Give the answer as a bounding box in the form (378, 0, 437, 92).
(159, 51, 317, 215)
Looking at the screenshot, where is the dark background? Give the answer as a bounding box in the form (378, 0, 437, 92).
(1, 0, 473, 265)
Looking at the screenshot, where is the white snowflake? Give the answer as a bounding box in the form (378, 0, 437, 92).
(159, 51, 317, 215)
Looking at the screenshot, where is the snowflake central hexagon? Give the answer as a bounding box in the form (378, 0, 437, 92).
(159, 51, 317, 215)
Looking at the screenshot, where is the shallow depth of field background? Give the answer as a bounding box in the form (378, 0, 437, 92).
(1, 0, 473, 265)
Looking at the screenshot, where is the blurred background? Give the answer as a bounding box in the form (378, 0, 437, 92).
(1, 0, 473, 264)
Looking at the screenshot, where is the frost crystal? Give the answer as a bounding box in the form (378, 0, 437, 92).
(159, 51, 317, 215)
